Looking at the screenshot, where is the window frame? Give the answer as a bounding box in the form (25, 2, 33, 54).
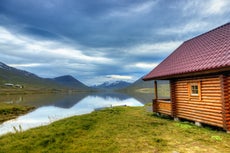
(190, 83, 199, 96)
(187, 81, 201, 101)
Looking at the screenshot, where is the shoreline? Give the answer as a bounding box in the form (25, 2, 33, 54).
(0, 88, 95, 95)
(0, 103, 35, 123)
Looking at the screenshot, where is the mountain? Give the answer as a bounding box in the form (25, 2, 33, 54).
(118, 77, 154, 93)
(92, 81, 131, 90)
(0, 62, 90, 92)
(122, 77, 169, 90)
(53, 75, 89, 90)
(0, 62, 39, 79)
(0, 62, 58, 88)
(120, 77, 170, 98)
(126, 77, 155, 89)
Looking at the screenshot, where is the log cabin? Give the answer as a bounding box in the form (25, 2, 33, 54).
(143, 23, 230, 132)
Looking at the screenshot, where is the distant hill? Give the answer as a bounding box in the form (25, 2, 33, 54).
(125, 78, 155, 89)
(0, 62, 90, 92)
(120, 77, 170, 98)
(91, 81, 131, 90)
(118, 77, 153, 94)
(0, 62, 59, 89)
(53, 75, 90, 90)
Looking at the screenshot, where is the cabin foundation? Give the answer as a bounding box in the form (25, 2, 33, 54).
(195, 121, 202, 127)
(174, 117, 180, 122)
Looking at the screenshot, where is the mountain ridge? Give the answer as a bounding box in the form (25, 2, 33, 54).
(0, 62, 90, 92)
(53, 75, 90, 90)
(91, 80, 131, 90)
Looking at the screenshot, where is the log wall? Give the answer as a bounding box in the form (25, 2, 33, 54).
(157, 100, 171, 115)
(174, 75, 224, 128)
(152, 99, 171, 115)
(225, 75, 230, 131)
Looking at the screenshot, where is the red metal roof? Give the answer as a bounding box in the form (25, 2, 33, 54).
(143, 23, 230, 80)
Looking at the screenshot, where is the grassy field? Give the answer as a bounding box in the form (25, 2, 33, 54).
(0, 103, 34, 123)
(0, 106, 230, 153)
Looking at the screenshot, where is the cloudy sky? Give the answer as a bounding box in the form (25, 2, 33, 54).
(0, 0, 229, 85)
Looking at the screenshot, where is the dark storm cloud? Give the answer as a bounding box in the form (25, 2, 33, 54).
(0, 0, 161, 47)
(0, 0, 229, 85)
(21, 26, 62, 40)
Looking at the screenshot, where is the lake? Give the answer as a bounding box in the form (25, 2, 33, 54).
(0, 92, 153, 136)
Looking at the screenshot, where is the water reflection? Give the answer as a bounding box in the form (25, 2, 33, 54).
(0, 92, 151, 136)
(90, 92, 132, 101)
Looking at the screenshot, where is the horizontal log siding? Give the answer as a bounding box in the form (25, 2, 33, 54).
(156, 101, 171, 115)
(175, 76, 224, 128)
(225, 75, 230, 131)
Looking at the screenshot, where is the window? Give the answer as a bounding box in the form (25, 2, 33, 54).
(187, 81, 201, 101)
(190, 84, 199, 95)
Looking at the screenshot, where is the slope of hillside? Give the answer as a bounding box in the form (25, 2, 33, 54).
(120, 77, 170, 98)
(0, 62, 91, 93)
(53, 75, 90, 90)
(126, 78, 154, 89)
(0, 62, 59, 89)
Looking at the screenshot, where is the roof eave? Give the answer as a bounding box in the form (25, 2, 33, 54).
(143, 66, 230, 81)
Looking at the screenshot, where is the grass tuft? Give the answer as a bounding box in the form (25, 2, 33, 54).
(211, 135, 222, 141)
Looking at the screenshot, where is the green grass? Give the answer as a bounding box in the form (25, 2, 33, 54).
(0, 103, 34, 123)
(0, 106, 230, 153)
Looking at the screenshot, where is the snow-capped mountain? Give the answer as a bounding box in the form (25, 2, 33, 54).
(91, 80, 131, 90)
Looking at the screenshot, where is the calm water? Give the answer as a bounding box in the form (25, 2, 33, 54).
(0, 92, 153, 136)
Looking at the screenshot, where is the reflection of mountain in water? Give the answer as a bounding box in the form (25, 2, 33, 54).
(91, 92, 131, 101)
(125, 92, 153, 104)
(0, 95, 24, 104)
(27, 93, 90, 108)
(91, 92, 154, 104)
(0, 93, 89, 108)
(0, 92, 154, 109)
(52, 94, 89, 108)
